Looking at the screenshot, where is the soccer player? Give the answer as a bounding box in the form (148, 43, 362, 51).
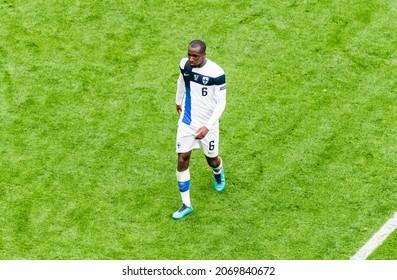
(173, 40, 227, 220)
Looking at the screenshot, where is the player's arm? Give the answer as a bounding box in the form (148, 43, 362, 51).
(196, 84, 226, 139)
(175, 73, 185, 114)
(205, 84, 226, 129)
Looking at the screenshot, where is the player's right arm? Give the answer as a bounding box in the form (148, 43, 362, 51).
(175, 73, 185, 114)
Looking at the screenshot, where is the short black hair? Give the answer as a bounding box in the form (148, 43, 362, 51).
(189, 40, 206, 54)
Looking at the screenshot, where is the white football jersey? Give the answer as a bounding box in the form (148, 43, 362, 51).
(176, 58, 226, 131)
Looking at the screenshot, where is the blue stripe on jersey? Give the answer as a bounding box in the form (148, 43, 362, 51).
(178, 180, 190, 192)
(182, 87, 191, 125)
(191, 73, 226, 86)
(181, 60, 192, 125)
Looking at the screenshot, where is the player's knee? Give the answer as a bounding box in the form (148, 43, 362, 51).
(177, 154, 190, 171)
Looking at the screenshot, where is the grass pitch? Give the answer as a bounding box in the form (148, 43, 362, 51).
(0, 0, 396, 259)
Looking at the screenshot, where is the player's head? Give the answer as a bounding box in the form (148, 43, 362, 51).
(188, 40, 207, 68)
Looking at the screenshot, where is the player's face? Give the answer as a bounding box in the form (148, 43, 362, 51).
(188, 46, 206, 68)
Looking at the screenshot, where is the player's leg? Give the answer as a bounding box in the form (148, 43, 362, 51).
(174, 125, 197, 220)
(177, 151, 192, 206)
(173, 152, 193, 219)
(205, 155, 225, 192)
(200, 129, 226, 192)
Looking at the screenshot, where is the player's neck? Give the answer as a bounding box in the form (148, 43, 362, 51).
(198, 58, 207, 68)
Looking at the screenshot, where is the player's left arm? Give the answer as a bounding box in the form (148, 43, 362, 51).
(205, 83, 226, 129)
(195, 83, 226, 139)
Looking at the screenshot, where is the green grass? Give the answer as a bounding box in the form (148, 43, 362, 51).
(0, 0, 396, 259)
(369, 228, 397, 260)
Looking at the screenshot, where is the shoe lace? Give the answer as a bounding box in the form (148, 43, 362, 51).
(178, 204, 188, 212)
(214, 173, 222, 184)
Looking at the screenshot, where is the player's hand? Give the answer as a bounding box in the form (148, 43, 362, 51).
(195, 127, 209, 139)
(176, 104, 182, 114)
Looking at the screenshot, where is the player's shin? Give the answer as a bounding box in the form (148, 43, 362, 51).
(212, 157, 223, 175)
(176, 169, 191, 207)
(212, 157, 225, 192)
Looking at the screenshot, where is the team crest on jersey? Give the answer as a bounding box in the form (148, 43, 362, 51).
(194, 74, 199, 81)
(202, 76, 209, 85)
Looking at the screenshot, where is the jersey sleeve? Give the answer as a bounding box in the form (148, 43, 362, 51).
(175, 58, 189, 105)
(205, 79, 226, 129)
(175, 73, 185, 105)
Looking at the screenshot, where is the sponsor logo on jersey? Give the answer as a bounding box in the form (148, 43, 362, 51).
(194, 74, 199, 81)
(220, 85, 226, 91)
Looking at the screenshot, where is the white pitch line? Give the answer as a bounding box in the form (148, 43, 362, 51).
(351, 212, 397, 260)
